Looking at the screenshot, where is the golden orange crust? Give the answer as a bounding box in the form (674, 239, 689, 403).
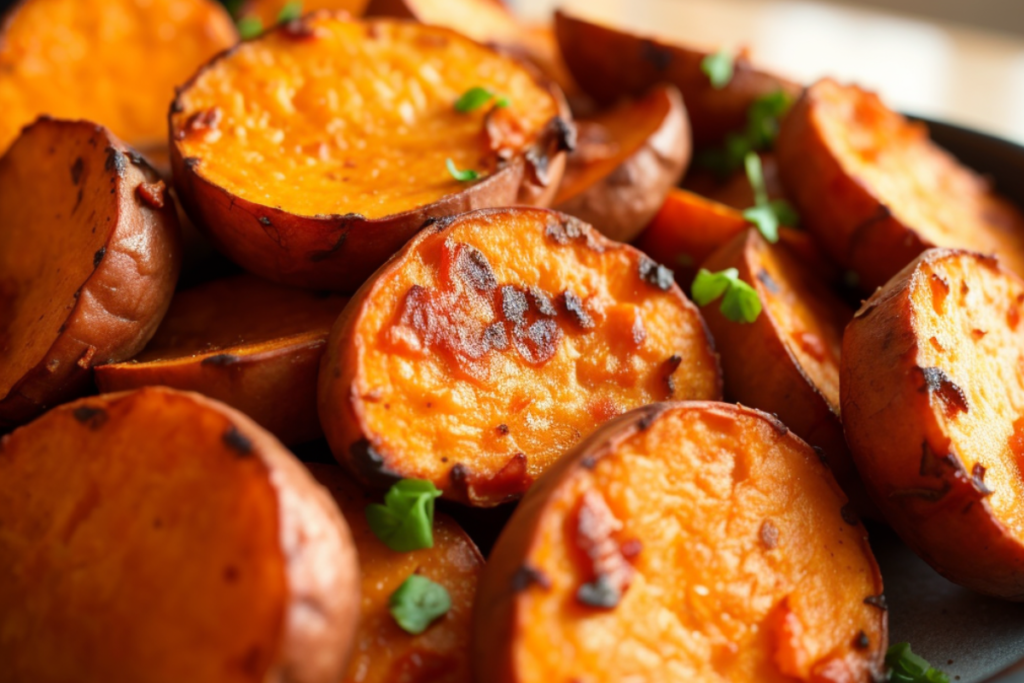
(474, 402, 887, 683)
(241, 0, 368, 24)
(318, 207, 721, 506)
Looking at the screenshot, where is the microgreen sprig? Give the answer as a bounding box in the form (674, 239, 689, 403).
(277, 0, 303, 23)
(741, 152, 799, 243)
(886, 642, 950, 683)
(691, 267, 762, 324)
(365, 479, 442, 552)
(701, 48, 735, 89)
(389, 574, 452, 634)
(454, 86, 510, 113)
(446, 158, 480, 182)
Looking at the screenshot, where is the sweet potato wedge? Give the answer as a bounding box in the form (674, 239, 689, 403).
(0, 386, 359, 682)
(842, 249, 1024, 599)
(0, 0, 236, 152)
(306, 463, 483, 683)
(553, 10, 801, 148)
(318, 207, 721, 506)
(171, 12, 572, 291)
(94, 274, 349, 445)
(776, 79, 1024, 292)
(474, 402, 887, 682)
(0, 118, 181, 429)
(553, 85, 690, 243)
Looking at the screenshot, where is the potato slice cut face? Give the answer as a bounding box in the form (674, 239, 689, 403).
(777, 79, 1024, 292)
(0, 387, 359, 682)
(318, 207, 721, 506)
(95, 275, 349, 445)
(307, 463, 482, 683)
(842, 249, 1024, 598)
(474, 402, 887, 683)
(241, 0, 368, 25)
(0, 118, 181, 428)
(171, 13, 571, 290)
(0, 0, 236, 152)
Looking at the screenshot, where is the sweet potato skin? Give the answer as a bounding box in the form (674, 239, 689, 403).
(0, 118, 181, 429)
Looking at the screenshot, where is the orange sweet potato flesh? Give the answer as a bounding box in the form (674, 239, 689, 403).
(0, 118, 181, 429)
(842, 249, 1024, 599)
(306, 463, 483, 683)
(553, 84, 691, 243)
(0, 0, 236, 153)
(318, 207, 721, 506)
(241, 0, 368, 24)
(0, 387, 360, 682)
(94, 275, 349, 445)
(777, 79, 1024, 292)
(474, 402, 887, 683)
(171, 12, 572, 291)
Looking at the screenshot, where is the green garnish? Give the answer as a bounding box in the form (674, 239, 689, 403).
(886, 642, 950, 683)
(389, 574, 452, 635)
(276, 0, 303, 23)
(696, 89, 793, 175)
(701, 48, 735, 89)
(691, 268, 762, 324)
(446, 158, 480, 182)
(236, 16, 263, 40)
(741, 152, 798, 243)
(365, 479, 442, 552)
(454, 86, 510, 113)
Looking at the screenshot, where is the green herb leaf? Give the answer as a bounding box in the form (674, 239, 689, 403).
(701, 48, 735, 89)
(743, 204, 780, 243)
(741, 152, 797, 242)
(886, 642, 950, 683)
(236, 16, 263, 40)
(691, 267, 738, 307)
(389, 574, 452, 635)
(691, 268, 762, 323)
(277, 0, 303, 23)
(365, 479, 442, 552)
(454, 86, 510, 113)
(446, 158, 480, 182)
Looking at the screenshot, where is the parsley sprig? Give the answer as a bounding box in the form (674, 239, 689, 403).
(701, 48, 735, 89)
(741, 152, 798, 243)
(446, 158, 480, 182)
(886, 642, 950, 683)
(236, 16, 263, 40)
(277, 0, 303, 22)
(691, 268, 762, 324)
(454, 86, 510, 113)
(389, 574, 452, 634)
(697, 89, 793, 175)
(366, 479, 442, 552)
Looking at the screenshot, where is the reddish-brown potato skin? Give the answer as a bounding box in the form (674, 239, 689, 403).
(0, 118, 181, 429)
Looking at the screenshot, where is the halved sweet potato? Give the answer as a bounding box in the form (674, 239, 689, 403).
(171, 12, 572, 291)
(240, 0, 368, 25)
(0, 0, 236, 152)
(94, 275, 349, 445)
(0, 387, 359, 682)
(306, 463, 482, 683)
(553, 10, 801, 148)
(474, 402, 887, 682)
(842, 249, 1024, 599)
(777, 79, 1024, 292)
(318, 207, 721, 506)
(553, 84, 690, 243)
(0, 118, 181, 429)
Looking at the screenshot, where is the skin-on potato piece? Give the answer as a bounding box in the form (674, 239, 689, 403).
(0, 0, 236, 153)
(306, 463, 483, 683)
(842, 249, 1024, 599)
(474, 402, 887, 682)
(553, 10, 801, 148)
(0, 118, 181, 429)
(553, 84, 691, 243)
(318, 207, 721, 506)
(94, 275, 349, 445)
(0, 387, 359, 682)
(777, 79, 1024, 292)
(171, 12, 572, 291)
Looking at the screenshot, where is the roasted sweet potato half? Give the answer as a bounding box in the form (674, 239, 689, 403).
(553, 84, 690, 243)
(842, 249, 1024, 599)
(318, 207, 721, 506)
(553, 10, 801, 148)
(474, 401, 887, 682)
(0, 0, 236, 152)
(307, 463, 483, 683)
(0, 118, 181, 429)
(777, 79, 1024, 292)
(94, 275, 349, 445)
(171, 12, 572, 291)
(0, 387, 359, 682)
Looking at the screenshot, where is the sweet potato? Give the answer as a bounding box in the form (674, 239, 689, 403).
(687, 153, 787, 211)
(318, 207, 721, 506)
(240, 0, 368, 25)
(94, 275, 349, 445)
(553, 10, 801, 148)
(306, 463, 483, 683)
(474, 402, 887, 682)
(0, 0, 236, 153)
(553, 85, 690, 243)
(171, 12, 572, 291)
(0, 118, 181, 429)
(0, 387, 359, 682)
(842, 249, 1024, 599)
(776, 79, 1024, 292)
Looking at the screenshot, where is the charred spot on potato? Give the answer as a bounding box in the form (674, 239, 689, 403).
(308, 231, 348, 263)
(854, 631, 870, 650)
(201, 353, 241, 367)
(551, 116, 576, 153)
(104, 146, 127, 178)
(93, 247, 106, 268)
(576, 574, 623, 609)
(496, 423, 509, 436)
(639, 39, 672, 72)
(637, 256, 673, 291)
(757, 270, 780, 294)
(661, 354, 683, 396)
(72, 405, 108, 429)
(863, 594, 887, 611)
(222, 425, 253, 456)
(570, 490, 637, 611)
(545, 216, 589, 246)
(530, 288, 558, 317)
(70, 157, 84, 185)
(136, 180, 166, 209)
(766, 414, 790, 437)
(840, 504, 860, 526)
(511, 564, 552, 592)
(454, 244, 497, 293)
(562, 291, 595, 329)
(179, 107, 222, 140)
(127, 151, 146, 167)
(760, 520, 779, 549)
(919, 442, 962, 478)
(350, 438, 401, 487)
(915, 367, 969, 418)
(971, 463, 994, 496)
(183, 156, 201, 170)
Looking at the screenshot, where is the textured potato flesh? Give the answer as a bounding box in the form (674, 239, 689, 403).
(356, 211, 719, 490)
(635, 189, 748, 274)
(381, 0, 522, 44)
(0, 391, 286, 683)
(0, 0, 236, 151)
(242, 0, 368, 24)
(174, 16, 559, 219)
(908, 255, 1024, 540)
(308, 464, 480, 683)
(515, 407, 883, 682)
